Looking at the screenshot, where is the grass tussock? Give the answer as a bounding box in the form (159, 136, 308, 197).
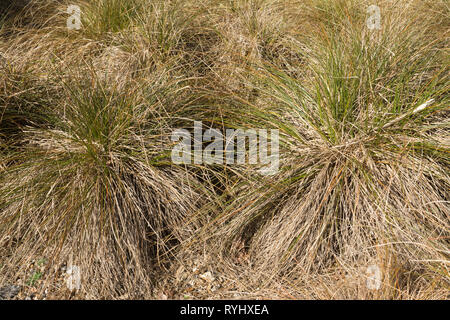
(0, 0, 448, 299)
(0, 68, 211, 297)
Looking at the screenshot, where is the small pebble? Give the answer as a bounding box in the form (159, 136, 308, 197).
(199, 271, 215, 283)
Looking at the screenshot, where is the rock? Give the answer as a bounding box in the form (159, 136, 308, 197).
(0, 284, 21, 300)
(157, 292, 168, 300)
(199, 271, 215, 283)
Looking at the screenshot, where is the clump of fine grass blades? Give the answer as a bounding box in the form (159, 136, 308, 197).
(203, 0, 449, 297)
(0, 0, 218, 298)
(0, 68, 208, 297)
(80, 0, 143, 35)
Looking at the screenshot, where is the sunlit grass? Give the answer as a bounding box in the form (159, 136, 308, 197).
(0, 0, 448, 299)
